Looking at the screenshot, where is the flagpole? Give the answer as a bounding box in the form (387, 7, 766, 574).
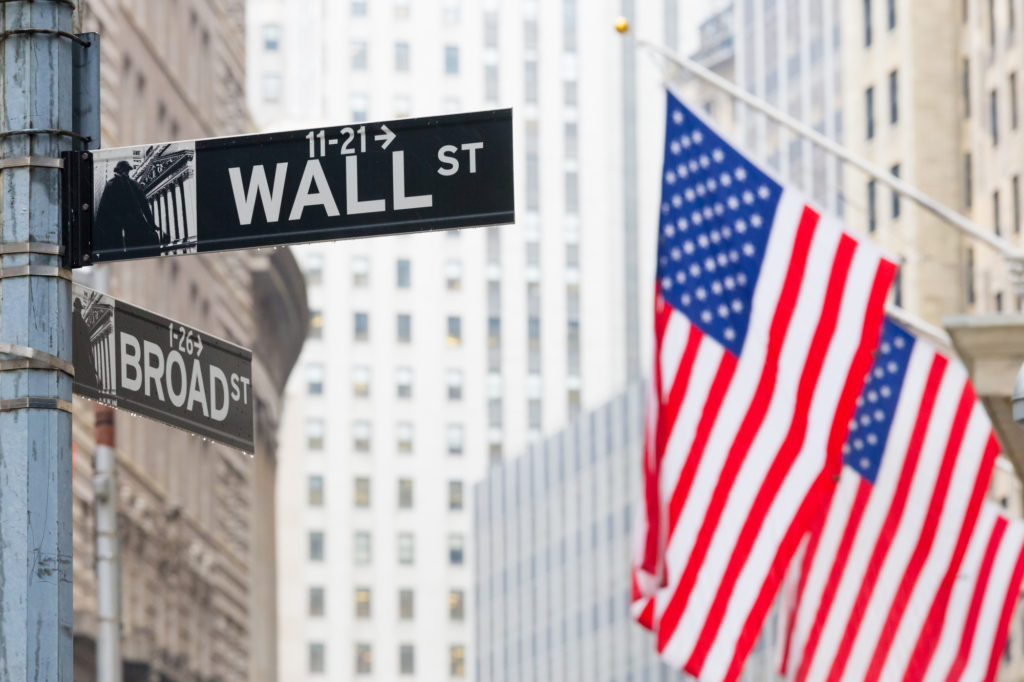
(630, 35, 1024, 268)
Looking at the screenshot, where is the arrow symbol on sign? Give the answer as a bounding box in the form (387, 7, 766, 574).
(375, 124, 396, 150)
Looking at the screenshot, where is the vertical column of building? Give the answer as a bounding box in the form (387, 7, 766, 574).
(564, 0, 582, 419)
(523, 3, 543, 441)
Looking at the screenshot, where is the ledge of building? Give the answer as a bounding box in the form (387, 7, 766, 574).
(944, 314, 1024, 480)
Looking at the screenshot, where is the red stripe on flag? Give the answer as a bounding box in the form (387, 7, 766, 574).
(983, 523, 1024, 682)
(823, 355, 949, 682)
(862, 382, 976, 680)
(724, 475, 837, 682)
(902, 433, 1001, 680)
(685, 233, 858, 673)
(947, 516, 1006, 682)
(794, 479, 873, 682)
(780, 495, 831, 676)
(657, 206, 820, 653)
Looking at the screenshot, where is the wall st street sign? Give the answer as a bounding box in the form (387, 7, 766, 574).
(72, 284, 254, 451)
(63, 109, 515, 266)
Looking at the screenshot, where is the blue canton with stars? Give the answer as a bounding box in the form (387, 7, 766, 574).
(842, 319, 916, 485)
(658, 91, 783, 357)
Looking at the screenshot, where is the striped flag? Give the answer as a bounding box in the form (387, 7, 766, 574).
(631, 90, 897, 682)
(915, 502, 1024, 681)
(779, 318, 1002, 682)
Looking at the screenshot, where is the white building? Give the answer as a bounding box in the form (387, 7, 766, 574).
(246, 0, 680, 679)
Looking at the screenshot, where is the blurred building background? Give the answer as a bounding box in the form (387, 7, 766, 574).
(70, 2, 307, 681)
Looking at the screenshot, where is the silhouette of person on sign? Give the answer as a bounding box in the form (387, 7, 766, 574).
(71, 297, 99, 390)
(94, 160, 164, 257)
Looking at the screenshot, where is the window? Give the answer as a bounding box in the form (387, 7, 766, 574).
(990, 0, 997, 47)
(564, 80, 578, 107)
(528, 398, 542, 430)
(524, 19, 538, 50)
(396, 259, 411, 287)
(307, 363, 324, 395)
(966, 247, 976, 304)
(303, 252, 323, 284)
(484, 11, 498, 47)
(445, 259, 462, 290)
(355, 643, 372, 675)
(351, 40, 368, 70)
(399, 644, 415, 674)
(351, 93, 368, 123)
(448, 480, 463, 510)
(890, 165, 901, 218)
(396, 366, 413, 398)
(449, 589, 465, 621)
(310, 642, 325, 674)
(306, 418, 324, 450)
(309, 308, 323, 339)
(446, 369, 463, 400)
(444, 45, 459, 75)
(994, 190, 1002, 235)
(443, 0, 460, 24)
(398, 532, 415, 564)
(485, 64, 499, 103)
(893, 262, 903, 307)
(565, 171, 579, 213)
(865, 86, 875, 139)
(354, 477, 371, 507)
(308, 475, 324, 506)
(394, 0, 410, 19)
(450, 644, 466, 677)
(351, 0, 367, 15)
(310, 586, 325, 617)
(396, 422, 413, 454)
(1013, 73, 1020, 130)
(398, 479, 414, 509)
(992, 89, 999, 145)
(887, 0, 895, 28)
(352, 255, 369, 286)
(448, 533, 464, 565)
(488, 398, 502, 428)
(262, 24, 282, 51)
(965, 153, 973, 208)
(395, 42, 410, 72)
(447, 423, 464, 455)
(997, 291, 1005, 312)
(355, 586, 371, 618)
(261, 73, 283, 102)
(353, 420, 371, 453)
(963, 58, 971, 118)
(564, 0, 577, 51)
(889, 70, 898, 123)
(354, 312, 369, 341)
(354, 531, 372, 565)
(489, 442, 502, 465)
(867, 179, 877, 233)
(864, 0, 872, 46)
(447, 316, 462, 346)
(309, 531, 325, 561)
(1014, 175, 1021, 234)
(399, 589, 414, 619)
(397, 314, 412, 343)
(525, 61, 538, 103)
(352, 365, 370, 397)
(565, 122, 578, 160)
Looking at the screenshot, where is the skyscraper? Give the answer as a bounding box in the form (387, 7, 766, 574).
(247, 0, 678, 677)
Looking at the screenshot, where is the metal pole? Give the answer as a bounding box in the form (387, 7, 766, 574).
(637, 37, 1024, 264)
(0, 1, 75, 680)
(94, 405, 122, 682)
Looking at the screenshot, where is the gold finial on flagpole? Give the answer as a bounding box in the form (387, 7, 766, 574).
(614, 16, 630, 34)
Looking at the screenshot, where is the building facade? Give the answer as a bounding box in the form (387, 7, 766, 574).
(70, 2, 307, 681)
(248, 0, 681, 678)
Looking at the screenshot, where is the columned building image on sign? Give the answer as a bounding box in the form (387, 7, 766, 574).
(132, 143, 198, 250)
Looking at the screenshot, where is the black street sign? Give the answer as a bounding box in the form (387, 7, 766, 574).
(72, 284, 254, 451)
(63, 109, 515, 267)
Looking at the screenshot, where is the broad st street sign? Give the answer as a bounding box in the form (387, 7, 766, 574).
(72, 283, 254, 451)
(63, 109, 514, 266)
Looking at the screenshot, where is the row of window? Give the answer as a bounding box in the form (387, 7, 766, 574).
(305, 418, 465, 454)
(309, 641, 465, 676)
(308, 530, 465, 566)
(340, 477, 464, 510)
(349, 41, 460, 75)
(308, 585, 464, 621)
(345, 312, 464, 346)
(349, 0, 463, 23)
(864, 70, 898, 140)
(862, 0, 897, 47)
(349, 257, 463, 290)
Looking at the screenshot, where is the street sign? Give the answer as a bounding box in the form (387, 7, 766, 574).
(72, 283, 254, 451)
(63, 108, 515, 267)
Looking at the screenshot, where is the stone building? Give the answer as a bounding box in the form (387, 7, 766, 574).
(69, 2, 307, 681)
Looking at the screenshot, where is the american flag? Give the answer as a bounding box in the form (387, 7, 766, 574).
(631, 90, 897, 682)
(778, 318, 1003, 682)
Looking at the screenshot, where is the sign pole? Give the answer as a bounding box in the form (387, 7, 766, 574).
(0, 1, 75, 679)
